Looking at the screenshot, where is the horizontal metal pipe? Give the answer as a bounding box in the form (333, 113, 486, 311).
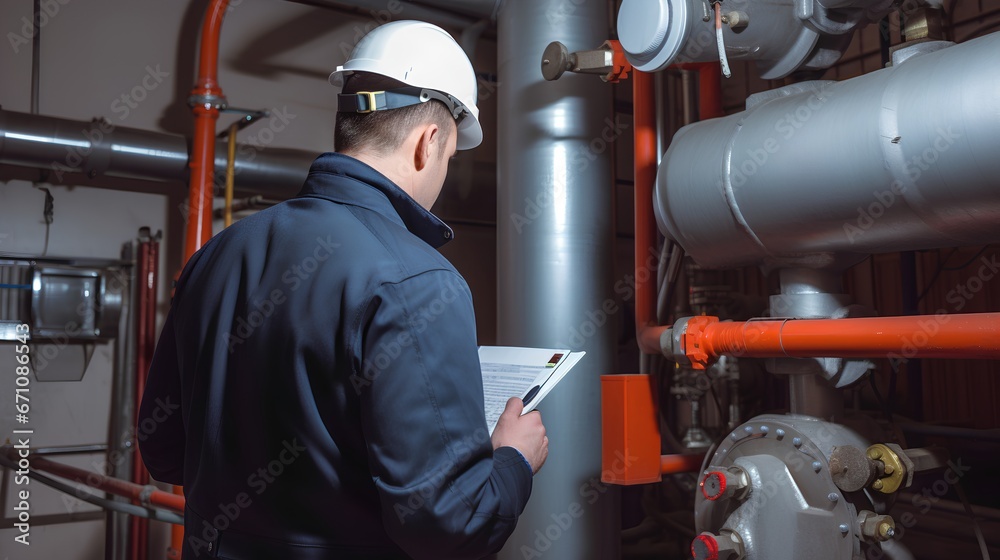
(0, 109, 313, 199)
(657, 32, 1000, 270)
(660, 453, 705, 474)
(3, 449, 187, 513)
(34, 444, 109, 455)
(678, 313, 1000, 369)
(411, 0, 499, 19)
(282, 0, 480, 29)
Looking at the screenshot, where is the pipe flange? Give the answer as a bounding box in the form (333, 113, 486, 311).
(187, 93, 228, 110)
(866, 443, 910, 494)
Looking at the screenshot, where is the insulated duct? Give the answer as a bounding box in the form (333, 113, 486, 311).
(497, 1, 618, 559)
(655, 33, 1000, 270)
(0, 109, 313, 199)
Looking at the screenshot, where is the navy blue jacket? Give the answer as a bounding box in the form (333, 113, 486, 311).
(138, 153, 532, 559)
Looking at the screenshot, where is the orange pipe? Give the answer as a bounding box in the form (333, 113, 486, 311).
(183, 0, 230, 262)
(633, 62, 723, 355)
(166, 1, 231, 556)
(682, 313, 1000, 369)
(167, 486, 185, 559)
(695, 62, 723, 120)
(633, 69, 662, 355)
(12, 453, 186, 513)
(661, 453, 705, 475)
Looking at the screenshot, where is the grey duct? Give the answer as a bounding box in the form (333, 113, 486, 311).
(655, 33, 1000, 271)
(497, 1, 618, 559)
(0, 109, 314, 199)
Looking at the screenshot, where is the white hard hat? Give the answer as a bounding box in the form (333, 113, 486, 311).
(330, 20, 482, 150)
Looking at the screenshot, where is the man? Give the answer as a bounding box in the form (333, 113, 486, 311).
(139, 20, 548, 559)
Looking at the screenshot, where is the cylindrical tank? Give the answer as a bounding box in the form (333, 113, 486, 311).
(655, 33, 1000, 270)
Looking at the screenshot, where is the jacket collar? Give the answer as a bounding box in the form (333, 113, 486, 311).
(297, 152, 454, 249)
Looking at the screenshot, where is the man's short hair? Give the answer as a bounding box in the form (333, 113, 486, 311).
(335, 73, 456, 155)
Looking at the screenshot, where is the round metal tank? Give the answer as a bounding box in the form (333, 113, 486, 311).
(655, 33, 1000, 270)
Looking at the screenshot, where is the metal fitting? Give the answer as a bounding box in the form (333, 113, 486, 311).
(866, 443, 913, 494)
(691, 530, 745, 560)
(857, 510, 896, 543)
(700, 466, 750, 502)
(187, 93, 228, 110)
(722, 11, 749, 30)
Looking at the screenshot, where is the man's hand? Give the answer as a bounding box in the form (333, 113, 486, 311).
(491, 397, 548, 474)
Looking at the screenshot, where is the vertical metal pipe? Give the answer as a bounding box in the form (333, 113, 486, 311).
(899, 251, 922, 419)
(30, 0, 40, 114)
(497, 1, 618, 558)
(775, 269, 846, 419)
(108, 247, 135, 560)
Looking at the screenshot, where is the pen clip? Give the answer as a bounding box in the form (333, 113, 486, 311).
(522, 385, 541, 406)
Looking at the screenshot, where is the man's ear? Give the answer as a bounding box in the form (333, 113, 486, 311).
(413, 123, 439, 172)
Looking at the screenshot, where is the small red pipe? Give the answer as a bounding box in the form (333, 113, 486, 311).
(682, 313, 1000, 369)
(633, 69, 663, 355)
(633, 63, 723, 355)
(661, 453, 705, 475)
(130, 240, 148, 560)
(130, 236, 159, 560)
(183, 0, 230, 262)
(17, 453, 186, 514)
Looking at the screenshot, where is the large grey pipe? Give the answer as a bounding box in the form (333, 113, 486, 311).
(0, 109, 313, 199)
(656, 33, 1000, 270)
(497, 1, 618, 559)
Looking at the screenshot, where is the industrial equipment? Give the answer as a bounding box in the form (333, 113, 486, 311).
(548, 1, 1000, 558)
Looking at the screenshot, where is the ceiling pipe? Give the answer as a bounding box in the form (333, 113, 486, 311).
(282, 0, 481, 29)
(409, 0, 501, 20)
(0, 109, 313, 199)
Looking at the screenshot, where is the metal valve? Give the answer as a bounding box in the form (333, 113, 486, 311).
(541, 40, 632, 83)
(700, 466, 750, 502)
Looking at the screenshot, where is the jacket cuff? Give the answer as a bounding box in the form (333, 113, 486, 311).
(493, 446, 533, 517)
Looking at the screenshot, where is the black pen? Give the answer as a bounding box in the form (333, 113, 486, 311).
(522, 385, 541, 406)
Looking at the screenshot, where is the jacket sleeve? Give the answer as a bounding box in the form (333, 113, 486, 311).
(357, 269, 532, 559)
(137, 310, 186, 485)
